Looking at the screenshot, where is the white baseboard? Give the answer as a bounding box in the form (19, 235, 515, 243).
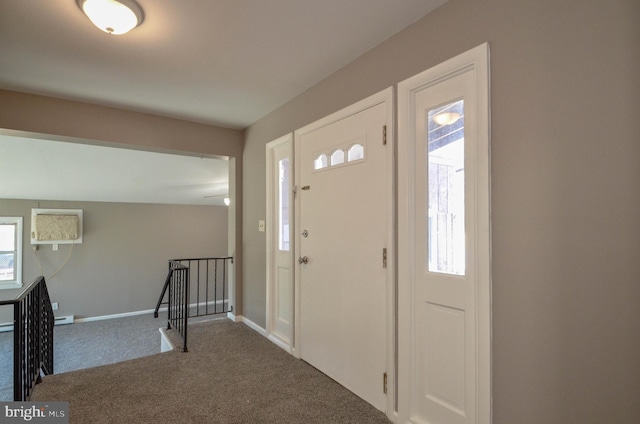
(267, 333, 292, 354)
(228, 315, 293, 353)
(2, 309, 149, 329)
(75, 299, 230, 323)
(234, 315, 267, 336)
(76, 308, 157, 323)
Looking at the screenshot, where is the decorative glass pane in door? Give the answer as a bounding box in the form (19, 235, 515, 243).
(427, 99, 465, 275)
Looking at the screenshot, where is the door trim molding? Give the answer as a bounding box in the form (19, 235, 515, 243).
(293, 87, 396, 417)
(266, 133, 294, 354)
(397, 43, 491, 424)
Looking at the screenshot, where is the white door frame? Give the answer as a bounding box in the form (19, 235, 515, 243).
(293, 87, 396, 417)
(397, 43, 492, 424)
(266, 133, 295, 353)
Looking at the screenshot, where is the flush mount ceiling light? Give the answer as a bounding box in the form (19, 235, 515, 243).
(77, 0, 144, 35)
(433, 112, 462, 126)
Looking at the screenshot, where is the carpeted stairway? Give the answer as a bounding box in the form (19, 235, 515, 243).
(1, 312, 170, 401)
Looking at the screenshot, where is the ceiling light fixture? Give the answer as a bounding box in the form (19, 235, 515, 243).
(433, 112, 462, 126)
(77, 0, 144, 35)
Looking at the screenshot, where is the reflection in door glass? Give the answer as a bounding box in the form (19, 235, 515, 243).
(279, 158, 290, 251)
(427, 100, 465, 275)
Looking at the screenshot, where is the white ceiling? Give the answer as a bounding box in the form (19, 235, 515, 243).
(0, 135, 229, 205)
(0, 0, 447, 205)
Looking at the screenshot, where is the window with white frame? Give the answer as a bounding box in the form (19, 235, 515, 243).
(0, 217, 23, 289)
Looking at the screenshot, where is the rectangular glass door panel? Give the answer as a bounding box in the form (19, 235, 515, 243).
(427, 99, 465, 275)
(278, 158, 290, 251)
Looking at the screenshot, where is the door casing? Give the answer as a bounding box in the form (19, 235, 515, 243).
(266, 133, 295, 352)
(397, 43, 491, 424)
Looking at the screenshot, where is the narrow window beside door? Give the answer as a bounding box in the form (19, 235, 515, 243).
(279, 158, 290, 251)
(427, 99, 465, 276)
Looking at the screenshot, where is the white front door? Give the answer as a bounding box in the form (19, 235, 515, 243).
(266, 134, 294, 351)
(398, 44, 491, 424)
(295, 89, 393, 412)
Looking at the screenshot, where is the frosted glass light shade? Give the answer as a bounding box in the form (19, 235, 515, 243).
(77, 0, 144, 35)
(433, 112, 461, 126)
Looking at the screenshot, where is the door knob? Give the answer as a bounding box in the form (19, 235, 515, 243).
(298, 256, 308, 264)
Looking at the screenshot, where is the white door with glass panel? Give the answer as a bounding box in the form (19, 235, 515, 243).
(295, 89, 392, 412)
(266, 134, 294, 350)
(398, 44, 491, 424)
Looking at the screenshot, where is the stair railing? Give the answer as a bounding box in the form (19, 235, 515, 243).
(155, 257, 233, 352)
(154, 257, 233, 319)
(0, 276, 54, 401)
(166, 260, 189, 352)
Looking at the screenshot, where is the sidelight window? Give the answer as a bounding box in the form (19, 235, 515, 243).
(427, 100, 465, 275)
(278, 159, 290, 251)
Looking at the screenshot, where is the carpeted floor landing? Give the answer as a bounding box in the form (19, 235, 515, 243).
(32, 319, 391, 424)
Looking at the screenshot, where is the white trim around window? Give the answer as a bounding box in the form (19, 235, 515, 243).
(0, 216, 23, 289)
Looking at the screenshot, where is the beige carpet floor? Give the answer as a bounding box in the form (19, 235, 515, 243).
(32, 319, 391, 424)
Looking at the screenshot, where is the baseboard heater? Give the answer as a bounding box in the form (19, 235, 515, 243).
(0, 315, 74, 332)
(55, 315, 74, 325)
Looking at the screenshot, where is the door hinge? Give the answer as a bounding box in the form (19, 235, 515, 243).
(383, 372, 388, 394)
(382, 248, 387, 268)
(382, 125, 387, 145)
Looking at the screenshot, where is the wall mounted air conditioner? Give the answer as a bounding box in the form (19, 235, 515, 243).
(31, 209, 83, 245)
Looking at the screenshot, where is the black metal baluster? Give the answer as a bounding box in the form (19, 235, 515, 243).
(222, 258, 227, 313)
(204, 259, 210, 315)
(183, 266, 189, 352)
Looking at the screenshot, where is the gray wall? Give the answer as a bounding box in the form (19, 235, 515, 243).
(0, 90, 245, 316)
(0, 199, 228, 320)
(243, 0, 640, 423)
(0, 90, 243, 159)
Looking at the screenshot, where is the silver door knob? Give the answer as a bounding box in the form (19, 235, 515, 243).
(298, 256, 308, 264)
